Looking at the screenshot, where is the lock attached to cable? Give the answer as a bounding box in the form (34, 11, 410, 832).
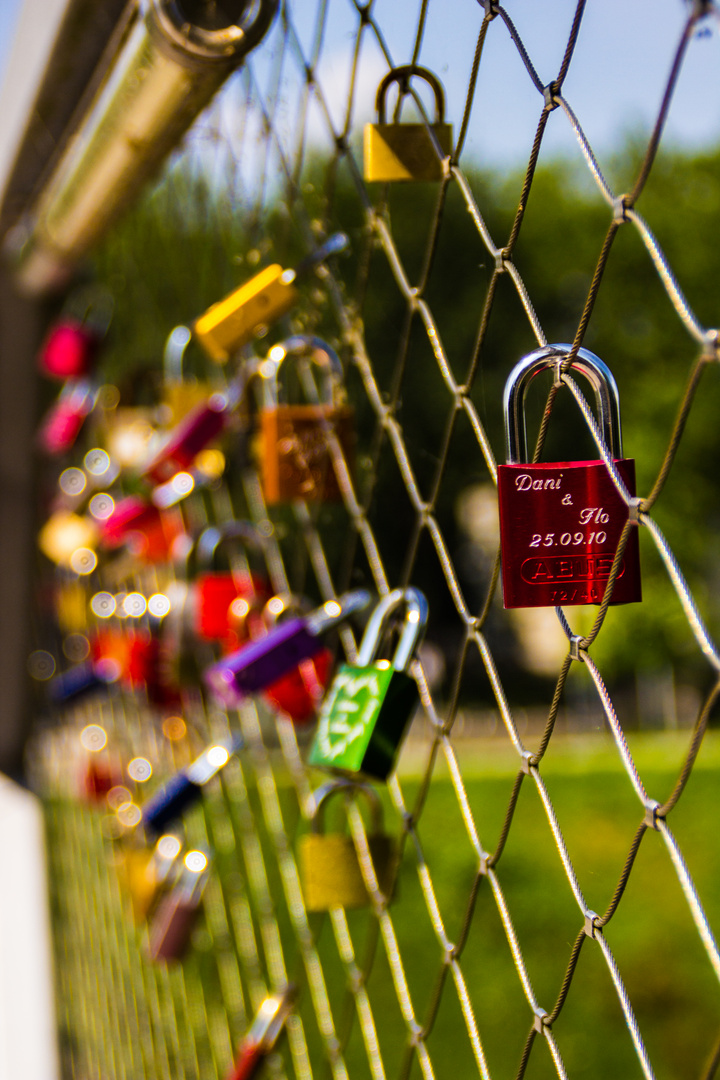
(497, 344, 642, 609)
(193, 521, 270, 643)
(226, 986, 297, 1080)
(204, 589, 370, 708)
(148, 849, 209, 962)
(142, 734, 242, 835)
(364, 65, 452, 183)
(308, 587, 427, 781)
(193, 233, 348, 363)
(300, 780, 398, 911)
(258, 335, 354, 503)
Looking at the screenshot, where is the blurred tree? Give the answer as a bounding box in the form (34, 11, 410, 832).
(90, 140, 720, 705)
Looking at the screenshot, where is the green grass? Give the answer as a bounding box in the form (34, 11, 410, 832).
(45, 732, 720, 1079)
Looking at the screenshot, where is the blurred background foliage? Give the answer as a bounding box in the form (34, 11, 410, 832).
(81, 138, 720, 719)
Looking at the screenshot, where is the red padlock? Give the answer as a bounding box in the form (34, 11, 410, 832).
(227, 987, 296, 1080)
(38, 380, 96, 455)
(194, 521, 270, 643)
(128, 632, 183, 708)
(497, 344, 641, 609)
(148, 850, 208, 961)
(100, 496, 184, 563)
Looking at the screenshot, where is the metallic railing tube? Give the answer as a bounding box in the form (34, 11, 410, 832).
(9, 0, 277, 295)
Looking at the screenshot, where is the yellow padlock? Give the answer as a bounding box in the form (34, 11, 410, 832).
(161, 325, 216, 424)
(364, 65, 453, 183)
(117, 834, 183, 923)
(194, 265, 299, 364)
(56, 581, 89, 633)
(193, 233, 349, 364)
(300, 779, 398, 911)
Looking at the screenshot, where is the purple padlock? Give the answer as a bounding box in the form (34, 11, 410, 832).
(204, 589, 370, 708)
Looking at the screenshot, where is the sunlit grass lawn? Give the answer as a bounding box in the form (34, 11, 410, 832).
(310, 731, 720, 1080)
(46, 730, 720, 1080)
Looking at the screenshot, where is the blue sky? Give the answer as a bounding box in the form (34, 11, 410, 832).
(0, 0, 719, 171)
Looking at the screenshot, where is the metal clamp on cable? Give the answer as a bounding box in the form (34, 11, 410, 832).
(11, 0, 279, 294)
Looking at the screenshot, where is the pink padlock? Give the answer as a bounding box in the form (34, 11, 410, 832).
(38, 380, 96, 455)
(100, 496, 184, 563)
(144, 394, 232, 486)
(38, 287, 112, 380)
(39, 320, 103, 380)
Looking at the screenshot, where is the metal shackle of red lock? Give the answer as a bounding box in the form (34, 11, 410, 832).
(194, 520, 271, 643)
(204, 588, 371, 709)
(497, 343, 642, 609)
(226, 986, 297, 1080)
(38, 286, 113, 380)
(259, 335, 354, 503)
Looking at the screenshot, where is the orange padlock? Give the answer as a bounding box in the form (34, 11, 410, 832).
(258, 336, 354, 503)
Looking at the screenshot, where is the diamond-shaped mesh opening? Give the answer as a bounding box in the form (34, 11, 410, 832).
(24, 1, 720, 1079)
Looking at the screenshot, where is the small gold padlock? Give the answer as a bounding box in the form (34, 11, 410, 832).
(56, 580, 89, 634)
(364, 65, 453, 183)
(258, 335, 354, 504)
(300, 779, 398, 912)
(194, 264, 299, 364)
(161, 325, 216, 424)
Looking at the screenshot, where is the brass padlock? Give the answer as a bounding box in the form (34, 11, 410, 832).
(259, 335, 354, 503)
(364, 65, 452, 183)
(193, 233, 348, 363)
(300, 779, 398, 911)
(161, 325, 216, 425)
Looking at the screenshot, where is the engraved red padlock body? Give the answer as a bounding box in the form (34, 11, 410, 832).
(262, 648, 333, 724)
(497, 343, 642, 610)
(144, 394, 230, 485)
(39, 320, 102, 380)
(195, 571, 269, 642)
(38, 381, 95, 455)
(100, 496, 184, 562)
(498, 459, 641, 608)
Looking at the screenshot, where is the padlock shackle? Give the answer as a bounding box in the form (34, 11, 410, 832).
(196, 519, 267, 570)
(375, 65, 446, 126)
(355, 587, 428, 672)
(163, 325, 192, 385)
(293, 232, 349, 279)
(305, 588, 371, 636)
(260, 335, 343, 409)
(504, 343, 623, 465)
(308, 778, 384, 834)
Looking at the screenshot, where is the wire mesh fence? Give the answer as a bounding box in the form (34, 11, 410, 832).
(28, 1, 720, 1078)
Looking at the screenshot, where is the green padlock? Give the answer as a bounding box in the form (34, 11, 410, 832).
(308, 587, 427, 781)
(300, 779, 398, 911)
